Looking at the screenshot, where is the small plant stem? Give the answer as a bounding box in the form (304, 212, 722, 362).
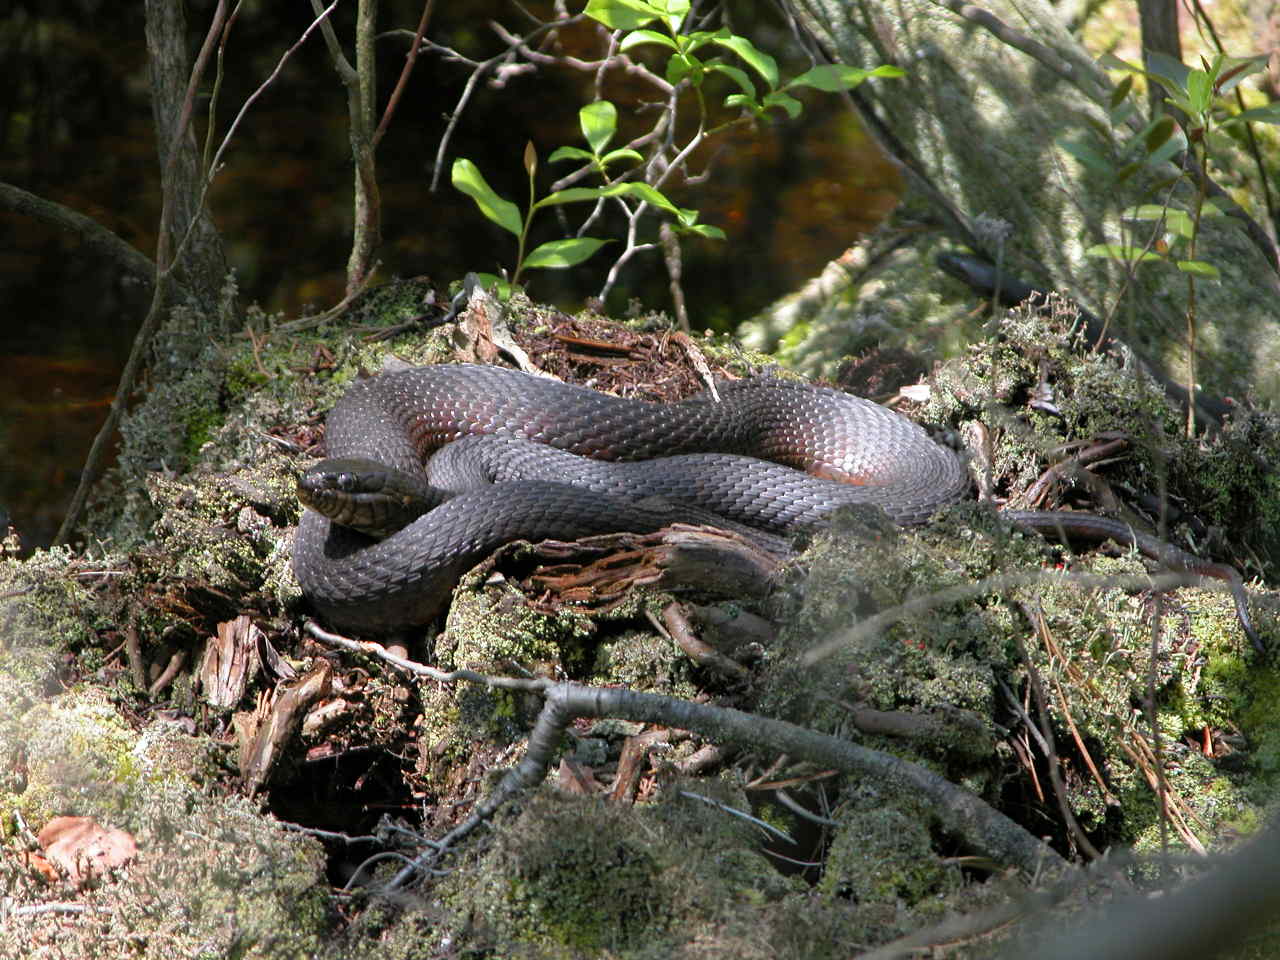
(512, 160, 538, 286)
(1185, 276, 1197, 438)
(1185, 142, 1208, 439)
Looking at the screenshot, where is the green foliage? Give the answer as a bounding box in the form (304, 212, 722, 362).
(452, 0, 901, 293)
(451, 107, 710, 289)
(1081, 52, 1273, 280)
(1074, 50, 1276, 435)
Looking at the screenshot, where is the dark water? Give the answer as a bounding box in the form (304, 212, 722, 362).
(1, 1, 901, 550)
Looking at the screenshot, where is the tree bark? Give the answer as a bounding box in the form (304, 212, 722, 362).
(145, 0, 229, 320)
(1137, 0, 1182, 114)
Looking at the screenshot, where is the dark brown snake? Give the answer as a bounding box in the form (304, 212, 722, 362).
(292, 363, 1260, 650)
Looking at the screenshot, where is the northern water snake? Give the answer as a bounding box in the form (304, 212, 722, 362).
(292, 363, 1260, 648)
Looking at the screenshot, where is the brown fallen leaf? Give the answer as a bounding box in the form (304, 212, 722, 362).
(18, 849, 60, 883)
(37, 815, 138, 885)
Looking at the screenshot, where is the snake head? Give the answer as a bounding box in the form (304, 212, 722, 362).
(298, 457, 438, 538)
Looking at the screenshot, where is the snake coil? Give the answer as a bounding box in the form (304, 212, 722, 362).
(292, 363, 1259, 650)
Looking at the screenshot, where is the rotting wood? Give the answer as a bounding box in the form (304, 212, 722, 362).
(237, 659, 333, 794)
(513, 525, 785, 616)
(199, 614, 262, 709)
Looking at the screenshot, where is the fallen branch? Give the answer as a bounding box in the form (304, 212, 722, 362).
(305, 623, 1063, 883)
(379, 680, 1066, 888)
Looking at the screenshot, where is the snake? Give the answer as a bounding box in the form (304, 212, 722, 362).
(291, 363, 1260, 650)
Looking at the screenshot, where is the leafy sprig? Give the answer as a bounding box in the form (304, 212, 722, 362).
(452, 0, 902, 295)
(1073, 50, 1277, 434)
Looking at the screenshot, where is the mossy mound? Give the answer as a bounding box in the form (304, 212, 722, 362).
(3, 281, 1278, 957)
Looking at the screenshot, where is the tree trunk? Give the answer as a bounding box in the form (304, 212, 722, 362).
(145, 0, 230, 322)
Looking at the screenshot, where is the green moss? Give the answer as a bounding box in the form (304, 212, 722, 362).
(590, 621, 698, 701)
(2, 689, 137, 827)
(1238, 669, 1280, 781)
(438, 784, 796, 956)
(763, 504, 1028, 735)
(1, 778, 330, 960)
(447, 792, 673, 952)
(819, 798, 962, 906)
(12, 274, 1280, 956)
(182, 406, 226, 461)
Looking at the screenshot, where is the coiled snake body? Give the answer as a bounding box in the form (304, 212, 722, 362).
(292, 364, 968, 632)
(293, 363, 1259, 649)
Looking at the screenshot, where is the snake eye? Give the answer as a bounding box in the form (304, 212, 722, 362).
(336, 472, 359, 492)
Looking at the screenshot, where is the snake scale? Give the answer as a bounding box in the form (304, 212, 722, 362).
(292, 363, 1259, 649)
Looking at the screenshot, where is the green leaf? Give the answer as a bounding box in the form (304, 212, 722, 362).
(600, 180, 707, 227)
(537, 181, 682, 218)
(600, 147, 644, 168)
(654, 0, 690, 32)
(1186, 69, 1212, 114)
(451, 158, 522, 235)
(1139, 120, 1187, 167)
(1144, 115, 1176, 154)
(583, 0, 663, 30)
(1175, 259, 1219, 278)
(579, 101, 618, 155)
(1144, 51, 1192, 97)
(1057, 137, 1111, 175)
(1215, 54, 1269, 96)
(1085, 243, 1164, 263)
(724, 93, 764, 116)
(619, 29, 679, 52)
(1166, 211, 1194, 239)
(536, 186, 617, 208)
(1199, 201, 1225, 217)
(1108, 102, 1136, 126)
(1121, 203, 1175, 221)
(1224, 103, 1280, 125)
(522, 237, 610, 270)
(677, 223, 726, 240)
(708, 62, 755, 99)
(711, 32, 778, 89)
(1109, 74, 1133, 110)
(1098, 52, 1144, 74)
(681, 30, 716, 58)
(1099, 51, 1197, 113)
(666, 53, 700, 86)
(1115, 160, 1143, 183)
(787, 63, 904, 92)
(620, 182, 681, 214)
(761, 91, 802, 119)
(471, 273, 516, 300)
(548, 145, 596, 164)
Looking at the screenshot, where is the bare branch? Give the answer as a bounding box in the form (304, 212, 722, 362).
(55, 2, 337, 547)
(373, 0, 437, 148)
(427, 15, 584, 191)
(207, 2, 340, 203)
(0, 182, 155, 285)
(378, 679, 1067, 888)
(309, 0, 357, 83)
